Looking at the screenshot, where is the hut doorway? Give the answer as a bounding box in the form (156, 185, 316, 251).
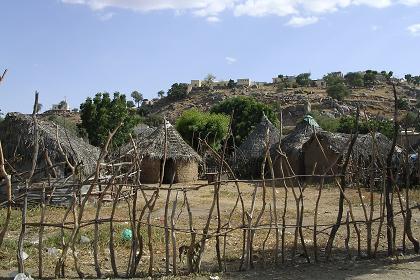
(163, 159, 176, 184)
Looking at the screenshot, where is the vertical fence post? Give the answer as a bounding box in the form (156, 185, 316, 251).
(17, 190, 28, 273)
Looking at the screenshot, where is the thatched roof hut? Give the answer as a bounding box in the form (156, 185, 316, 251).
(125, 122, 202, 183)
(302, 131, 403, 178)
(0, 113, 99, 179)
(133, 124, 155, 139)
(272, 115, 321, 177)
(236, 114, 280, 178)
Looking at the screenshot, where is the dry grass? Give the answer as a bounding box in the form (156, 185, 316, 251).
(1, 181, 420, 278)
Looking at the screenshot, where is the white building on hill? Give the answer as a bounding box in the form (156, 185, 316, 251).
(191, 80, 202, 88)
(237, 78, 251, 86)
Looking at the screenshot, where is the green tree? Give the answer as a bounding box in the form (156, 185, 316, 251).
(176, 109, 229, 151)
(127, 100, 135, 108)
(131, 91, 143, 108)
(204, 73, 216, 83)
(167, 83, 189, 99)
(227, 79, 236, 89)
(58, 100, 68, 110)
(413, 76, 420, 86)
(326, 83, 350, 101)
(338, 116, 394, 139)
(380, 71, 393, 81)
(324, 73, 345, 86)
(364, 70, 378, 87)
(344, 72, 364, 88)
(405, 74, 413, 84)
(79, 92, 140, 148)
(157, 90, 165, 99)
(296, 73, 311, 87)
(210, 96, 279, 145)
(203, 73, 216, 89)
(310, 111, 340, 132)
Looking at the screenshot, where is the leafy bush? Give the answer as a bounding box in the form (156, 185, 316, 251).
(337, 116, 394, 139)
(310, 111, 340, 132)
(344, 72, 364, 88)
(326, 83, 350, 101)
(396, 98, 409, 110)
(324, 73, 345, 86)
(364, 70, 378, 87)
(211, 96, 279, 145)
(296, 73, 311, 87)
(176, 109, 229, 151)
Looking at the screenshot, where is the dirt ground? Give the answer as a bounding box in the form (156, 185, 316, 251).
(1, 180, 420, 279)
(222, 255, 420, 280)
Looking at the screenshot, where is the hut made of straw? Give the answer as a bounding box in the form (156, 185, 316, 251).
(302, 131, 402, 178)
(272, 115, 321, 177)
(236, 114, 280, 178)
(133, 124, 155, 139)
(0, 113, 100, 180)
(126, 122, 202, 184)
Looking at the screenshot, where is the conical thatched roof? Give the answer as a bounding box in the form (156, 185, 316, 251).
(238, 114, 280, 160)
(277, 115, 321, 156)
(127, 122, 201, 162)
(0, 113, 100, 177)
(133, 123, 154, 137)
(135, 127, 156, 140)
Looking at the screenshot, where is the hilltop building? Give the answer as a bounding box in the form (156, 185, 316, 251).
(51, 100, 70, 111)
(272, 76, 297, 84)
(237, 78, 251, 86)
(191, 80, 202, 88)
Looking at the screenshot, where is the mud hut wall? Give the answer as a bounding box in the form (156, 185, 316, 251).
(303, 139, 341, 178)
(173, 160, 198, 183)
(273, 150, 305, 178)
(140, 157, 162, 184)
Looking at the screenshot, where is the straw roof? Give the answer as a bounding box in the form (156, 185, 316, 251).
(0, 113, 100, 176)
(275, 115, 322, 156)
(305, 131, 403, 163)
(126, 122, 201, 162)
(135, 127, 156, 140)
(238, 114, 280, 160)
(133, 123, 154, 137)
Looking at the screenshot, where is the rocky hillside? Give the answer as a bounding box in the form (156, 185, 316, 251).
(146, 83, 420, 127)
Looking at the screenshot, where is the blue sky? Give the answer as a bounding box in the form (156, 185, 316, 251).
(1, 0, 420, 113)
